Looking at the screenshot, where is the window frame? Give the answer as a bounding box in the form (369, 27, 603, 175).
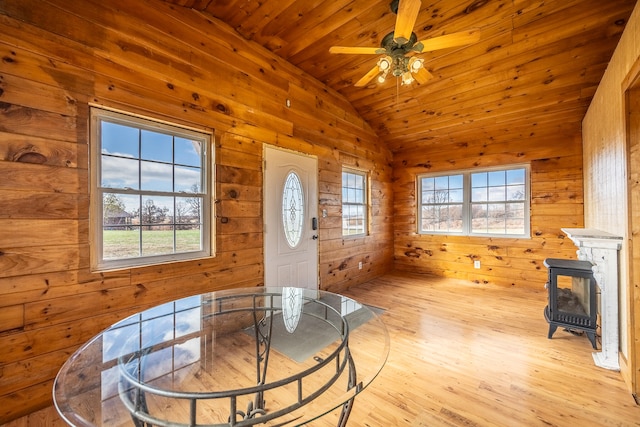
(417, 164, 530, 238)
(341, 167, 370, 238)
(90, 107, 213, 271)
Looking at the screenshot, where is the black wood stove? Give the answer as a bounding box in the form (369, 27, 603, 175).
(544, 258, 598, 349)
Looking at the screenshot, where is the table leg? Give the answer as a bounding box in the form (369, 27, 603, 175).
(337, 349, 357, 427)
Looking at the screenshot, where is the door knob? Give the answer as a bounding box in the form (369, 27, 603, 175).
(312, 235, 319, 240)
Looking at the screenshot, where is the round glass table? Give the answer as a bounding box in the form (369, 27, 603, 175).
(53, 287, 389, 427)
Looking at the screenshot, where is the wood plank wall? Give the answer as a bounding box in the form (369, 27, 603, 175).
(392, 131, 585, 288)
(582, 1, 640, 397)
(0, 0, 393, 422)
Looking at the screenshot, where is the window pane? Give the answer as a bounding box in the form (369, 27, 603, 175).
(507, 202, 525, 218)
(507, 184, 525, 200)
(176, 196, 201, 225)
(449, 174, 463, 189)
(176, 225, 201, 252)
(175, 165, 201, 193)
(141, 161, 173, 192)
(101, 156, 139, 189)
(472, 187, 488, 202)
(507, 168, 525, 185)
(423, 190, 435, 204)
(447, 205, 463, 232)
(421, 206, 436, 231)
(175, 138, 202, 167)
(488, 171, 505, 186)
(435, 206, 448, 231)
(102, 122, 139, 158)
(103, 193, 135, 227)
(141, 130, 172, 162)
(471, 203, 488, 233)
(487, 203, 506, 233)
(103, 227, 140, 260)
(488, 186, 506, 202)
(348, 188, 356, 203)
(506, 202, 525, 234)
(142, 225, 174, 256)
(433, 188, 449, 203)
(103, 194, 140, 260)
(428, 204, 462, 232)
(449, 189, 463, 203)
(471, 172, 487, 187)
(434, 176, 449, 190)
(421, 177, 434, 191)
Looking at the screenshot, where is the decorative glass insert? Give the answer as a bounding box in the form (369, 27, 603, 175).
(282, 171, 304, 247)
(282, 287, 303, 333)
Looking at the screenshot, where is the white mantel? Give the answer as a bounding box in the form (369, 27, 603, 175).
(562, 228, 623, 370)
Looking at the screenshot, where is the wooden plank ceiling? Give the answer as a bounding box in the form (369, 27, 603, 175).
(162, 0, 637, 154)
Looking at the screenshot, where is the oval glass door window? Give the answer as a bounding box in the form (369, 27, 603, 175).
(282, 171, 305, 247)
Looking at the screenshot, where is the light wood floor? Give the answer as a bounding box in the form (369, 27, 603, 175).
(8, 271, 640, 426)
(319, 271, 640, 427)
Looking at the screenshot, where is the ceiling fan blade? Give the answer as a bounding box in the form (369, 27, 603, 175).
(394, 0, 422, 45)
(355, 64, 381, 87)
(329, 46, 381, 54)
(413, 66, 433, 84)
(417, 29, 481, 52)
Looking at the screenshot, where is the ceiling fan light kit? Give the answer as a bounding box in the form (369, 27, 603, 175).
(330, 0, 480, 88)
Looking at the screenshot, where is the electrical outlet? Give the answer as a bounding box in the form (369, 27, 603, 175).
(358, 261, 363, 270)
(474, 260, 481, 269)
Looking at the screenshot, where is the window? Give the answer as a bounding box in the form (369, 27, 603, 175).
(342, 168, 368, 236)
(418, 165, 529, 237)
(90, 108, 212, 271)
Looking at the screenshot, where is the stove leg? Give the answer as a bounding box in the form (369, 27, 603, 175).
(586, 330, 597, 349)
(548, 324, 558, 339)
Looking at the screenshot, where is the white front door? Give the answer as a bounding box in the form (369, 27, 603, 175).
(264, 146, 319, 290)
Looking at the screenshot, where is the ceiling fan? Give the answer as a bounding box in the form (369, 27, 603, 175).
(329, 0, 481, 87)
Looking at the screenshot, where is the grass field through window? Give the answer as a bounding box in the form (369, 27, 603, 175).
(103, 229, 201, 259)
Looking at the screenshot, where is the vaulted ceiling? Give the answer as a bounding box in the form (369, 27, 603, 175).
(163, 0, 637, 154)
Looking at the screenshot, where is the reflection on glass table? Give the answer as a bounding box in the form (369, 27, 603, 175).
(53, 287, 389, 427)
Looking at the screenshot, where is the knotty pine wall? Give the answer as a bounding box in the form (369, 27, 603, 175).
(393, 128, 585, 287)
(0, 0, 393, 422)
(582, 1, 640, 396)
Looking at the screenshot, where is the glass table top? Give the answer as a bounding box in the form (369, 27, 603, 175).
(53, 287, 389, 426)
